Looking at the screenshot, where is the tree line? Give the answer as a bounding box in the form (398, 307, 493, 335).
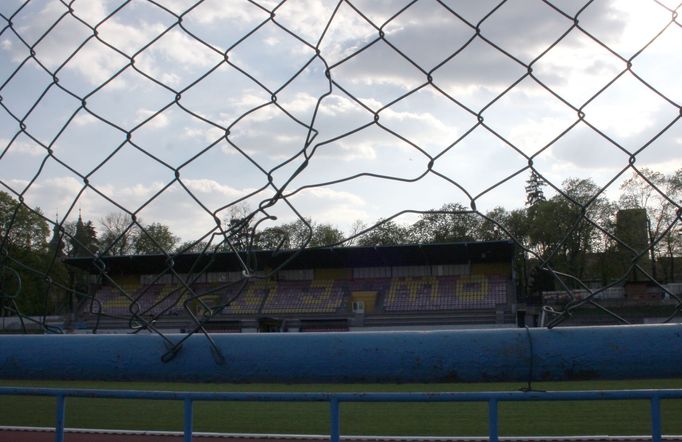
(0, 195, 182, 316)
(1, 168, 680, 315)
(227, 169, 680, 288)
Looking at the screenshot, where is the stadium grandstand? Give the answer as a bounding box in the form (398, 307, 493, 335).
(64, 240, 518, 333)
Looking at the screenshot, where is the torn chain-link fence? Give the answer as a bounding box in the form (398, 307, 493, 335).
(1, 0, 681, 352)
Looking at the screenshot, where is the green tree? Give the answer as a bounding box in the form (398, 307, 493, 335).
(310, 223, 345, 247)
(527, 178, 614, 284)
(620, 168, 682, 282)
(44, 219, 73, 315)
(254, 225, 290, 250)
(254, 219, 344, 250)
(505, 208, 531, 243)
(220, 203, 255, 252)
(266, 218, 312, 249)
(343, 220, 368, 246)
(0, 191, 50, 252)
(64, 213, 99, 308)
(175, 240, 210, 254)
(477, 206, 541, 300)
(355, 219, 410, 246)
(0, 191, 66, 317)
(410, 203, 480, 243)
(478, 207, 520, 241)
(1, 247, 62, 316)
(98, 212, 138, 256)
(135, 222, 179, 255)
(525, 170, 546, 206)
(69, 214, 99, 258)
(661, 170, 682, 281)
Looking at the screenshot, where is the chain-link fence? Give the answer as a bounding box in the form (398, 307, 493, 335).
(1, 1, 681, 349)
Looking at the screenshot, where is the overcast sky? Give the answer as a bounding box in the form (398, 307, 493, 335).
(1, 0, 680, 242)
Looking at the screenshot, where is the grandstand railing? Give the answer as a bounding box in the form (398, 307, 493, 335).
(1, 387, 681, 442)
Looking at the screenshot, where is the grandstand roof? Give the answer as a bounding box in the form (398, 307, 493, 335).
(64, 240, 514, 275)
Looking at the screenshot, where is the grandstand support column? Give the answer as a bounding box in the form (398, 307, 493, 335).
(1, 324, 682, 383)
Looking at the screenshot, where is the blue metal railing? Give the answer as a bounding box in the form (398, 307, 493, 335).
(1, 387, 681, 442)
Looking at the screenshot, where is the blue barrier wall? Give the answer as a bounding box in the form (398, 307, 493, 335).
(1, 324, 681, 383)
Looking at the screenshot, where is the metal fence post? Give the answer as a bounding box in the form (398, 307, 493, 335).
(55, 394, 65, 442)
(488, 398, 498, 442)
(651, 396, 661, 442)
(330, 397, 340, 442)
(184, 398, 193, 442)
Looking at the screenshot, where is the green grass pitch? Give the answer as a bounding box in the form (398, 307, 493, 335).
(1, 379, 681, 437)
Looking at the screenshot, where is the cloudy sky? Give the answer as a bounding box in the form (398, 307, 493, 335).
(1, 0, 680, 242)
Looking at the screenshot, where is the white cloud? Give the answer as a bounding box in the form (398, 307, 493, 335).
(219, 144, 241, 156)
(278, 186, 369, 231)
(331, 40, 424, 92)
(61, 40, 130, 89)
(581, 1, 672, 58)
(1, 0, 680, 245)
(293, 187, 365, 206)
(186, 0, 267, 25)
(316, 2, 380, 65)
(73, 114, 99, 126)
(280, 93, 319, 115)
(379, 107, 457, 153)
(272, 0, 344, 46)
(333, 141, 377, 161)
(46, 4, 220, 90)
(137, 28, 221, 69)
(533, 33, 625, 105)
(507, 116, 572, 155)
(183, 126, 224, 143)
(214, 92, 275, 124)
(136, 109, 170, 129)
(183, 179, 245, 197)
(70, 0, 110, 26)
(318, 94, 362, 117)
(2, 139, 44, 157)
(11, 176, 87, 220)
(100, 21, 164, 57)
(60, 182, 166, 218)
(4, 178, 30, 192)
(14, 2, 67, 46)
(160, 72, 181, 86)
(578, 75, 678, 154)
(119, 182, 166, 198)
(264, 36, 280, 47)
(13, 3, 142, 90)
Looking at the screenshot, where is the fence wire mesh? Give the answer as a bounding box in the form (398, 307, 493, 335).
(1, 0, 681, 351)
